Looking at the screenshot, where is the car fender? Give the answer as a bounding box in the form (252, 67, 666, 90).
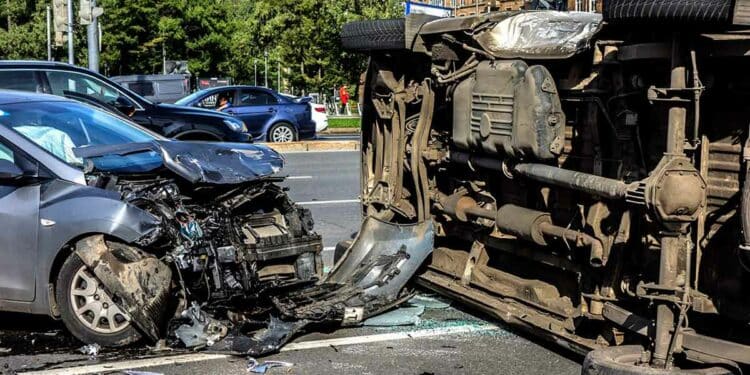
(34, 180, 161, 315)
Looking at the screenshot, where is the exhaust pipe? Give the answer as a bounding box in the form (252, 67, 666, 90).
(439, 193, 606, 266)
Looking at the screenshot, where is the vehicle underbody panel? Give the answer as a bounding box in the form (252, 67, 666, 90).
(353, 9, 750, 371)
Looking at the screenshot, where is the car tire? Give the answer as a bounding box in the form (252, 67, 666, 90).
(341, 19, 406, 51)
(582, 346, 734, 375)
(56, 252, 142, 347)
(268, 122, 296, 143)
(603, 0, 734, 25)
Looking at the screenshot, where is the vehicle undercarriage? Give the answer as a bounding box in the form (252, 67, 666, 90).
(347, 8, 750, 373)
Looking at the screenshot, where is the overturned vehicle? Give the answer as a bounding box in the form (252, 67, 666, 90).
(343, 1, 750, 373)
(0, 92, 323, 347)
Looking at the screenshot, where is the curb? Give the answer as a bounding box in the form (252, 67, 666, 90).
(262, 140, 360, 153)
(320, 127, 361, 135)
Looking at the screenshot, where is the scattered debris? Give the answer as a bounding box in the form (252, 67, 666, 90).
(222, 217, 435, 356)
(247, 358, 293, 374)
(363, 306, 425, 327)
(78, 343, 100, 360)
(174, 302, 228, 348)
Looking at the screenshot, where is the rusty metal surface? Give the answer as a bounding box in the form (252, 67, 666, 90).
(75, 235, 172, 342)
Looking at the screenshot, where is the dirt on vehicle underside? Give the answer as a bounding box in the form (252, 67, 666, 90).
(344, 5, 750, 373)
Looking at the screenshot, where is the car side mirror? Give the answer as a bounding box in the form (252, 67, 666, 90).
(0, 160, 24, 181)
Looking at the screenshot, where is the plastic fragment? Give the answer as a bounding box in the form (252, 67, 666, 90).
(247, 357, 293, 374)
(78, 343, 100, 360)
(363, 305, 425, 327)
(409, 294, 451, 309)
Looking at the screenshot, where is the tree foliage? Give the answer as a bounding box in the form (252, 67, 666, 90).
(0, 0, 404, 94)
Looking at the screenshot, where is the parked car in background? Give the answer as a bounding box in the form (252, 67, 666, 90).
(282, 94, 328, 133)
(0, 61, 250, 142)
(310, 101, 328, 133)
(110, 74, 190, 104)
(175, 86, 316, 142)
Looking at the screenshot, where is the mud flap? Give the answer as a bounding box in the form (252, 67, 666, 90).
(75, 235, 172, 342)
(229, 217, 434, 355)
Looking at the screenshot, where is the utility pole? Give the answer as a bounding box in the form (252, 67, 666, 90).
(81, 0, 103, 72)
(86, 0, 99, 72)
(264, 50, 268, 88)
(46, 6, 52, 60)
(67, 0, 74, 64)
(162, 42, 166, 74)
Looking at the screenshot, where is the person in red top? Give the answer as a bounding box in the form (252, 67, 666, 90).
(339, 84, 350, 115)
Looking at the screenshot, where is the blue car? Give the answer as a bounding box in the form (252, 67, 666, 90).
(175, 86, 315, 142)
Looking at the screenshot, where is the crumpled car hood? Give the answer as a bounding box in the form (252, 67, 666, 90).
(74, 140, 284, 184)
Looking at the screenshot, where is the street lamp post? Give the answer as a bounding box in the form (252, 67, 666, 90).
(67, 0, 74, 64)
(277, 61, 281, 93)
(264, 50, 268, 88)
(254, 59, 257, 86)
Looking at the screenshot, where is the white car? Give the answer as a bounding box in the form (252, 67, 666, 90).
(311, 102, 328, 132)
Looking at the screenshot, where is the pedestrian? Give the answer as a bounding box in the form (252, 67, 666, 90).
(217, 92, 232, 111)
(339, 85, 350, 115)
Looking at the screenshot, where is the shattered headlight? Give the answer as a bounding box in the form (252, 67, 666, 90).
(223, 118, 248, 133)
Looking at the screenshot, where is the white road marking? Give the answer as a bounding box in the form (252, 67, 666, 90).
(22, 353, 232, 375)
(21, 324, 497, 375)
(286, 175, 313, 180)
(323, 246, 335, 252)
(281, 324, 498, 351)
(298, 199, 360, 205)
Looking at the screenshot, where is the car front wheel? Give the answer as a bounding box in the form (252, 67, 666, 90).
(268, 122, 296, 143)
(56, 253, 141, 347)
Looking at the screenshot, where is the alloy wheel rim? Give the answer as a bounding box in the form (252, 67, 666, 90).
(272, 126, 294, 143)
(70, 266, 131, 334)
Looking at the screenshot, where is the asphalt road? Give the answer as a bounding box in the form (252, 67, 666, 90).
(0, 150, 583, 375)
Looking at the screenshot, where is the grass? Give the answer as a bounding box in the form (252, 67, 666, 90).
(328, 117, 361, 128)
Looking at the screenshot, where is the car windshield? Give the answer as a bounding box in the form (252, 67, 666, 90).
(174, 90, 210, 106)
(0, 100, 163, 172)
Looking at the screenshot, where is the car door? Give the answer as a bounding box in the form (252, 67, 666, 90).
(0, 138, 40, 302)
(231, 89, 279, 137)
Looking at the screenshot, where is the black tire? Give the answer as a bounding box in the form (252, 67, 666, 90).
(56, 253, 141, 347)
(603, 0, 734, 25)
(267, 122, 296, 143)
(341, 19, 405, 51)
(582, 346, 734, 375)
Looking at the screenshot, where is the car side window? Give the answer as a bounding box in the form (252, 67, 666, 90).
(45, 71, 136, 109)
(197, 89, 234, 109)
(238, 90, 277, 106)
(128, 82, 155, 97)
(0, 70, 41, 93)
(0, 141, 14, 164)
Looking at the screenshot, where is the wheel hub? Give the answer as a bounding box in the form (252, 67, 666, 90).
(272, 126, 294, 143)
(70, 266, 131, 334)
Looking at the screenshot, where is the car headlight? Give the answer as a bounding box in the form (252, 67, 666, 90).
(223, 118, 248, 133)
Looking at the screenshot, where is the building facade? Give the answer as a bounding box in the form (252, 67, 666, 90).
(408, 0, 601, 17)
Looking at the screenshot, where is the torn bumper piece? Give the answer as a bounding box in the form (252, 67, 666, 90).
(76, 235, 172, 342)
(224, 217, 435, 356)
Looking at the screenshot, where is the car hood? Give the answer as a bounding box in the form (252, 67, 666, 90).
(74, 140, 284, 184)
(153, 103, 236, 120)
